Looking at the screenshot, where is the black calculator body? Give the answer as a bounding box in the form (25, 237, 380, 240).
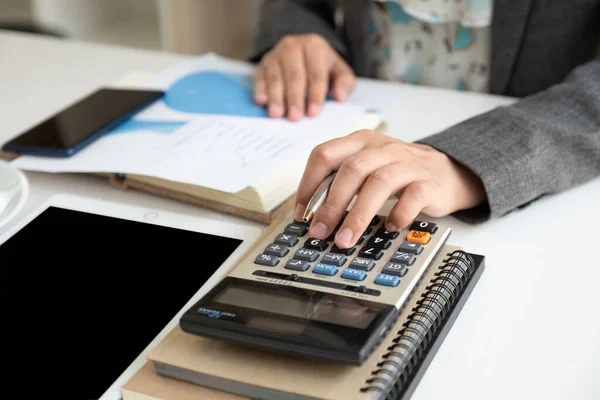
(180, 214, 451, 365)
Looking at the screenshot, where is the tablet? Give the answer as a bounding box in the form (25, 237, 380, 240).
(0, 194, 262, 400)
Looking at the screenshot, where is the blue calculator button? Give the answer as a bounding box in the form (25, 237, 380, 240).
(313, 263, 338, 276)
(375, 273, 400, 287)
(341, 268, 366, 281)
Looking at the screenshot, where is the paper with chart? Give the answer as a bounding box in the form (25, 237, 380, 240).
(11, 53, 374, 193)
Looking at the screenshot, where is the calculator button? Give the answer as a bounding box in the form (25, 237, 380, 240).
(376, 228, 399, 239)
(356, 235, 366, 245)
(367, 235, 392, 249)
(341, 268, 366, 281)
(358, 246, 384, 260)
(391, 251, 416, 265)
(370, 216, 381, 226)
(274, 233, 299, 246)
(304, 238, 329, 251)
(375, 273, 400, 287)
(399, 241, 423, 254)
(382, 262, 409, 277)
(350, 257, 376, 271)
(330, 245, 357, 256)
(254, 253, 279, 267)
(284, 223, 308, 237)
(313, 263, 338, 276)
(326, 231, 337, 241)
(264, 243, 289, 257)
(362, 227, 373, 236)
(285, 259, 310, 271)
(322, 252, 346, 266)
(409, 220, 437, 233)
(407, 230, 431, 244)
(294, 248, 319, 262)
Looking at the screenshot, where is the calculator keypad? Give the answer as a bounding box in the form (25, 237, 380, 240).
(399, 241, 423, 254)
(350, 257, 375, 271)
(358, 246, 384, 260)
(274, 233, 299, 247)
(254, 253, 279, 267)
(304, 238, 328, 251)
(285, 259, 310, 271)
(313, 263, 338, 276)
(242, 212, 450, 306)
(322, 253, 346, 266)
(406, 230, 431, 244)
(294, 248, 319, 262)
(264, 243, 289, 257)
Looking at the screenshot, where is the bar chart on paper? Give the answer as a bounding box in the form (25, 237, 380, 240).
(174, 120, 293, 168)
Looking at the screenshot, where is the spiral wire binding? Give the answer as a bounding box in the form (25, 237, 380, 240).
(360, 250, 475, 399)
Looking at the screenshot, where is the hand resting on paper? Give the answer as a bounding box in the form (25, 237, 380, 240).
(294, 130, 486, 249)
(253, 34, 356, 121)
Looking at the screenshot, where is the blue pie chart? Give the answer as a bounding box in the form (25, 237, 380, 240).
(163, 71, 268, 117)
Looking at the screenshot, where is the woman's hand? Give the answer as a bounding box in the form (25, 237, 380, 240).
(294, 130, 487, 249)
(254, 34, 355, 121)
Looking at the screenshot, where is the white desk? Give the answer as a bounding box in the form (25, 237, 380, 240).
(2, 31, 600, 400)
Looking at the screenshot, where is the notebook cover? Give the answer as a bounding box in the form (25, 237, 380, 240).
(107, 173, 296, 225)
(0, 149, 290, 224)
(146, 246, 484, 400)
(393, 252, 485, 400)
(122, 361, 245, 400)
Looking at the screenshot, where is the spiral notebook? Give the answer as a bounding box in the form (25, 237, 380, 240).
(141, 246, 484, 400)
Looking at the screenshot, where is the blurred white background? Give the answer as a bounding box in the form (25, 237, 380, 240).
(0, 0, 263, 59)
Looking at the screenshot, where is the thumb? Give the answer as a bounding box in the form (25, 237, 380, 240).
(330, 57, 356, 102)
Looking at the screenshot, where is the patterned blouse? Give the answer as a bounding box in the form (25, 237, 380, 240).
(368, 0, 493, 92)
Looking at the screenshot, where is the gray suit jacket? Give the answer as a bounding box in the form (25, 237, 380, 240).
(251, 0, 600, 223)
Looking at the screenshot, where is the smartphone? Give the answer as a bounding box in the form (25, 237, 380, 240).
(2, 88, 164, 157)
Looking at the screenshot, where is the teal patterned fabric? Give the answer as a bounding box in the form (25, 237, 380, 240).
(369, 0, 493, 92)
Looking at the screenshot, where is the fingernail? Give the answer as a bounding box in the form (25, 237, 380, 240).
(307, 103, 321, 116)
(336, 228, 353, 248)
(294, 204, 306, 221)
(311, 222, 328, 238)
(288, 106, 301, 120)
(255, 93, 267, 104)
(269, 104, 282, 117)
(385, 222, 398, 232)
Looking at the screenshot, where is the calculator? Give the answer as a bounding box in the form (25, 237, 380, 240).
(179, 212, 451, 365)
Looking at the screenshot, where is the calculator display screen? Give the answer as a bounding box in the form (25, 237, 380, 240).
(180, 276, 398, 365)
(213, 282, 380, 329)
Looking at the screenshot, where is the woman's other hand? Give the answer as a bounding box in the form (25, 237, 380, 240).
(254, 34, 356, 121)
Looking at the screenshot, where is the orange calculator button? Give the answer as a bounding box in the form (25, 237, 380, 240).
(407, 230, 431, 244)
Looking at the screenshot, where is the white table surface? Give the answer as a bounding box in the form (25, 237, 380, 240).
(2, 30, 600, 400)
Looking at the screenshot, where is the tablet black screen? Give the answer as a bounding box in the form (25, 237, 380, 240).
(0, 206, 242, 399)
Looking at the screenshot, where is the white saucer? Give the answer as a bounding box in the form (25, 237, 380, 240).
(0, 160, 29, 231)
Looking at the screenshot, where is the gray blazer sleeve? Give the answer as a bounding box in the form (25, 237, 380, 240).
(249, 0, 347, 62)
(419, 58, 600, 223)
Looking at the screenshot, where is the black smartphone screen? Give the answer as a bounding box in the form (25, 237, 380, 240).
(2, 88, 163, 156)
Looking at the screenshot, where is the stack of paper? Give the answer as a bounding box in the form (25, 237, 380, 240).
(10, 54, 382, 220)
